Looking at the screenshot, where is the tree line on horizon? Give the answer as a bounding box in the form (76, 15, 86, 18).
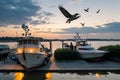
(0, 37, 120, 42)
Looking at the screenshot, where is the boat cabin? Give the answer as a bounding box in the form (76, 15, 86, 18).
(18, 38, 39, 45)
(16, 38, 44, 54)
(76, 40, 89, 46)
(76, 40, 95, 50)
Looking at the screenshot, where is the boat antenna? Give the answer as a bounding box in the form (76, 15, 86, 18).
(22, 24, 30, 37)
(74, 32, 81, 41)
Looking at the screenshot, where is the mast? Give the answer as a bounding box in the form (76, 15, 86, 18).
(21, 24, 30, 61)
(22, 24, 30, 38)
(74, 32, 81, 41)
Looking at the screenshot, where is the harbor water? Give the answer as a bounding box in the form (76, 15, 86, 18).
(0, 41, 120, 80)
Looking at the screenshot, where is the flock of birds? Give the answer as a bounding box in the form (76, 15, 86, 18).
(84, 8, 100, 13)
(58, 6, 100, 26)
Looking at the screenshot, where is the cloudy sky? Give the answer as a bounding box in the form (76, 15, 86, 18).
(0, 0, 120, 39)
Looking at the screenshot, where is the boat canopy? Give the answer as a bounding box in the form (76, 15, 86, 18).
(16, 38, 41, 54)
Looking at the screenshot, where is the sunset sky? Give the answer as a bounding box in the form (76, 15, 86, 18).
(0, 0, 120, 39)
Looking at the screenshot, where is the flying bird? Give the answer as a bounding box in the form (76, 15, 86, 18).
(96, 9, 100, 13)
(81, 23, 85, 26)
(58, 6, 80, 23)
(84, 8, 89, 12)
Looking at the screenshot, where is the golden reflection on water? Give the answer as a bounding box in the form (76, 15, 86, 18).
(95, 73, 101, 78)
(14, 72, 24, 80)
(14, 72, 52, 80)
(46, 73, 52, 80)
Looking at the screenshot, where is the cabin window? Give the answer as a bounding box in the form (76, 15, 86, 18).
(18, 41, 23, 45)
(79, 41, 88, 46)
(79, 48, 94, 50)
(33, 41, 38, 44)
(16, 47, 40, 54)
(28, 41, 32, 44)
(23, 41, 27, 44)
(19, 40, 39, 45)
(18, 40, 27, 45)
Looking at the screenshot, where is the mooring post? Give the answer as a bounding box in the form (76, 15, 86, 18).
(61, 40, 64, 49)
(49, 41, 52, 54)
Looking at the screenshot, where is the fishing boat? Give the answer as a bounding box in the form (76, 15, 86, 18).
(16, 24, 49, 70)
(63, 33, 108, 59)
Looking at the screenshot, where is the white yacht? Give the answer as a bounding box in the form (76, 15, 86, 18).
(76, 40, 108, 59)
(75, 33, 109, 59)
(63, 33, 108, 59)
(16, 24, 48, 70)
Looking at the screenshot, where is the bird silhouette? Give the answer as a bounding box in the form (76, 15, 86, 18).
(81, 23, 85, 26)
(58, 6, 80, 23)
(84, 8, 89, 12)
(96, 9, 100, 13)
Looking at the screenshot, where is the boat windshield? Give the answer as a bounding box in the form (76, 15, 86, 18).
(18, 39, 39, 45)
(76, 41, 89, 46)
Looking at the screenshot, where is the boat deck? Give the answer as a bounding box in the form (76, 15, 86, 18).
(0, 57, 120, 72)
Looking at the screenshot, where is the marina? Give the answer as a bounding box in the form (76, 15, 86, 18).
(0, 39, 120, 72)
(0, 0, 120, 80)
(0, 39, 120, 80)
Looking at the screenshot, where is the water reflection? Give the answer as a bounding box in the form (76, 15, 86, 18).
(14, 72, 52, 80)
(14, 73, 24, 80)
(46, 73, 52, 80)
(51, 71, 120, 80)
(0, 71, 120, 80)
(95, 73, 101, 77)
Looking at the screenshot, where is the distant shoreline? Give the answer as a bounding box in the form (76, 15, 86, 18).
(0, 38, 120, 42)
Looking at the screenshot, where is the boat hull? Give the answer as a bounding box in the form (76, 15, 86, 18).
(16, 53, 47, 69)
(78, 50, 108, 59)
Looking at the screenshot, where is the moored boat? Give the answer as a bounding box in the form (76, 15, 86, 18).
(76, 40, 108, 59)
(16, 24, 49, 70)
(63, 33, 109, 59)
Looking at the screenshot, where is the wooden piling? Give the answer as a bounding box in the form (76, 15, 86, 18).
(49, 41, 52, 54)
(61, 40, 64, 49)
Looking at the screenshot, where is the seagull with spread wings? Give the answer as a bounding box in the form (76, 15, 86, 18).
(84, 8, 89, 12)
(81, 23, 85, 26)
(59, 6, 80, 23)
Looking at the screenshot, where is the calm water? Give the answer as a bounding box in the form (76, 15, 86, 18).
(0, 72, 120, 80)
(0, 41, 120, 80)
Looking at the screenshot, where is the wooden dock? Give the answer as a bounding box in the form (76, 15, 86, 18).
(0, 57, 120, 72)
